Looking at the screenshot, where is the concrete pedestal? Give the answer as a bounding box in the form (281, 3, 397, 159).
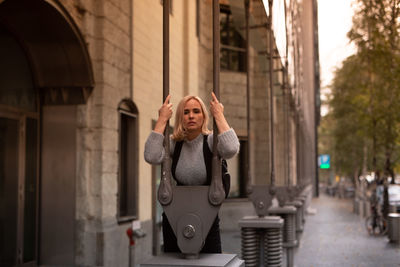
(140, 253, 244, 267)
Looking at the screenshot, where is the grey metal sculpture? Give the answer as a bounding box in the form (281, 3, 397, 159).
(147, 2, 243, 266)
(156, 0, 226, 258)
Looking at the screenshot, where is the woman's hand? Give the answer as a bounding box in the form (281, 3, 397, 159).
(210, 92, 224, 118)
(154, 95, 173, 134)
(159, 95, 173, 122)
(210, 92, 230, 133)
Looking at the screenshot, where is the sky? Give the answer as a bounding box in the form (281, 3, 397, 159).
(318, 0, 357, 114)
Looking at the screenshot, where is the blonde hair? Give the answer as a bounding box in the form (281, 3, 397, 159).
(172, 95, 211, 141)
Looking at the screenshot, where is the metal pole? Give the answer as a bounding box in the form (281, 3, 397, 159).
(296, 113, 300, 186)
(284, 70, 290, 187)
(209, 0, 225, 205)
(268, 0, 275, 187)
(282, 71, 288, 186)
(282, 0, 290, 187)
(158, 0, 172, 205)
(245, 0, 251, 194)
(163, 0, 170, 137)
(213, 0, 220, 124)
(313, 0, 320, 197)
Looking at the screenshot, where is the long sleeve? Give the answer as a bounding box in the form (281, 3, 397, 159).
(144, 131, 175, 164)
(207, 128, 240, 159)
(144, 131, 165, 164)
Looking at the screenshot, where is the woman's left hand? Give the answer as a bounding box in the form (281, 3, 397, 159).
(210, 92, 230, 133)
(210, 92, 224, 118)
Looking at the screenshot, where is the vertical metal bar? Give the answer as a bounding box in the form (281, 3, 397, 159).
(163, 0, 170, 144)
(213, 0, 220, 125)
(313, 0, 320, 197)
(296, 114, 300, 184)
(268, 0, 275, 186)
(158, 0, 173, 205)
(283, 0, 290, 188)
(209, 0, 224, 205)
(213, 0, 220, 162)
(129, 0, 134, 99)
(284, 70, 290, 187)
(245, 0, 251, 193)
(282, 72, 288, 186)
(286, 79, 291, 187)
(196, 0, 200, 38)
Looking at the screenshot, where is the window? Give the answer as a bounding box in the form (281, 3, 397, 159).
(118, 100, 139, 221)
(220, 4, 246, 72)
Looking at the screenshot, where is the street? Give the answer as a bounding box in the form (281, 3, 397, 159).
(221, 193, 400, 267)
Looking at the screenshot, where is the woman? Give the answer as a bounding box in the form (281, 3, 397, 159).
(144, 92, 240, 253)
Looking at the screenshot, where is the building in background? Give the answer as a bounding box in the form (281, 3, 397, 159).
(0, 0, 319, 266)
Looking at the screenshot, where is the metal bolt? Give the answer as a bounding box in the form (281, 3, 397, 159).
(213, 193, 218, 200)
(212, 192, 221, 203)
(246, 185, 253, 195)
(269, 186, 276, 195)
(183, 225, 195, 239)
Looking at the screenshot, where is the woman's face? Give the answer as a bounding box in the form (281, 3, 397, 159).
(183, 98, 204, 135)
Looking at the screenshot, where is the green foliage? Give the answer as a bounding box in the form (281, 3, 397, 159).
(323, 0, 400, 179)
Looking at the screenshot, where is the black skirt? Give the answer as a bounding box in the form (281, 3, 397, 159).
(162, 212, 222, 253)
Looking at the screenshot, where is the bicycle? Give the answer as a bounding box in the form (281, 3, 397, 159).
(365, 194, 387, 236)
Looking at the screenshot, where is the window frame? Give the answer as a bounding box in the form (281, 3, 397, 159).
(117, 101, 139, 223)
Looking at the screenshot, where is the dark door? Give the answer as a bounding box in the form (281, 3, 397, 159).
(0, 115, 20, 266)
(0, 112, 39, 267)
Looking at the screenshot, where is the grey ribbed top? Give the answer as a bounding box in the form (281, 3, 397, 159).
(144, 129, 240, 185)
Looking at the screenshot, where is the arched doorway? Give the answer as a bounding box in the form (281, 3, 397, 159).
(0, 0, 94, 265)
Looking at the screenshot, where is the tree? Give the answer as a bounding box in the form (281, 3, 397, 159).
(347, 0, 400, 181)
(324, 0, 400, 218)
(329, 54, 371, 180)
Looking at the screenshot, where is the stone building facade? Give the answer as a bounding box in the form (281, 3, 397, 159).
(0, 0, 318, 266)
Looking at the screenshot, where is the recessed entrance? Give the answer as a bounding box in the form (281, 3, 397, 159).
(0, 0, 94, 265)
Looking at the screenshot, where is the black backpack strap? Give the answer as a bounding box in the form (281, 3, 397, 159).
(203, 134, 230, 198)
(203, 135, 213, 185)
(171, 140, 183, 184)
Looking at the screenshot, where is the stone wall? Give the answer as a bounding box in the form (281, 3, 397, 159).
(57, 0, 142, 265)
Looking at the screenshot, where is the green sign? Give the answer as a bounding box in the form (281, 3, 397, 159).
(320, 163, 330, 169)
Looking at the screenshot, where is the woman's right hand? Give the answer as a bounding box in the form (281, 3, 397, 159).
(154, 95, 173, 134)
(159, 95, 173, 122)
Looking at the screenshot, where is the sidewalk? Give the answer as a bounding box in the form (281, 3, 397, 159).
(295, 193, 400, 267)
(221, 194, 400, 267)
